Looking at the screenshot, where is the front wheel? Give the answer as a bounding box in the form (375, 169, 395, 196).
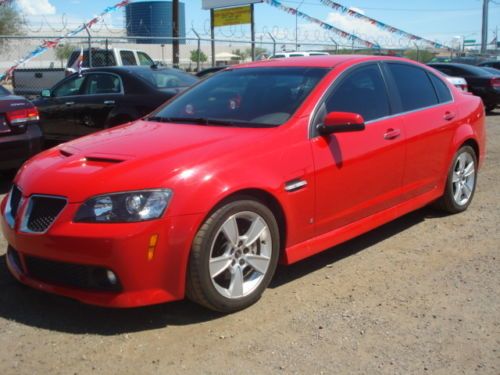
(434, 145, 477, 214)
(187, 199, 280, 313)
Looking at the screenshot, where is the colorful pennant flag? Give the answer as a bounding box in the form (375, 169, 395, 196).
(264, 0, 379, 49)
(0, 0, 131, 82)
(320, 0, 449, 50)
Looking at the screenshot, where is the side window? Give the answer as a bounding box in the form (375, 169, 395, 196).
(324, 64, 391, 122)
(83, 74, 122, 95)
(138, 52, 153, 66)
(120, 51, 137, 66)
(429, 73, 453, 103)
(387, 63, 438, 112)
(53, 76, 85, 97)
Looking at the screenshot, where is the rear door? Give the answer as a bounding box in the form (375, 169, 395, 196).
(383, 62, 458, 200)
(73, 73, 124, 136)
(310, 63, 406, 235)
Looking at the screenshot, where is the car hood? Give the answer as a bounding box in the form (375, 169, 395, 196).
(16, 120, 275, 202)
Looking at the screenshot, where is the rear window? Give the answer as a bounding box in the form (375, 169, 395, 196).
(0, 85, 10, 96)
(387, 63, 438, 112)
(429, 73, 453, 103)
(120, 51, 137, 66)
(135, 69, 198, 89)
(67, 50, 117, 68)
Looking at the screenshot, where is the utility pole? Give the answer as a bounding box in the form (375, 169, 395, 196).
(481, 0, 489, 55)
(172, 0, 180, 67)
(295, 1, 305, 51)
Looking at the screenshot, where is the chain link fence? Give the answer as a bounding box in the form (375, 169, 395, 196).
(0, 34, 439, 97)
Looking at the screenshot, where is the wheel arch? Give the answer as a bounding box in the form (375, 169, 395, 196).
(205, 188, 288, 257)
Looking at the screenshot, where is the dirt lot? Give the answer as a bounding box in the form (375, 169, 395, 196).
(0, 113, 499, 375)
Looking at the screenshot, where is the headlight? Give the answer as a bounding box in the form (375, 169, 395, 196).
(74, 189, 172, 223)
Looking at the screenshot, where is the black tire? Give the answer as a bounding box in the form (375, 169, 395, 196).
(485, 105, 496, 113)
(186, 199, 280, 313)
(434, 145, 477, 214)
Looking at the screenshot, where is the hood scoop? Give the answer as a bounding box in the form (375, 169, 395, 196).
(84, 155, 125, 164)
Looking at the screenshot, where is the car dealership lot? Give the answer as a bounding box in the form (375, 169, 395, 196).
(0, 113, 498, 375)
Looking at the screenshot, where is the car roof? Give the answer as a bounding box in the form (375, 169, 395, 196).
(79, 66, 181, 74)
(233, 55, 419, 69)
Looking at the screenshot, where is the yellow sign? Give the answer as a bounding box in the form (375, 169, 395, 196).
(214, 5, 251, 27)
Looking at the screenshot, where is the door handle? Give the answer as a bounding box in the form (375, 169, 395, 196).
(104, 100, 115, 105)
(65, 101, 75, 106)
(443, 111, 456, 121)
(384, 128, 401, 140)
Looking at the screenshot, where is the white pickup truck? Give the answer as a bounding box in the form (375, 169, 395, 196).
(13, 48, 155, 97)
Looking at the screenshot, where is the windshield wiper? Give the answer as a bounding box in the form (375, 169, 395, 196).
(146, 116, 274, 128)
(146, 116, 236, 126)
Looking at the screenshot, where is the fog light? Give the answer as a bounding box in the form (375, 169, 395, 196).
(106, 270, 118, 285)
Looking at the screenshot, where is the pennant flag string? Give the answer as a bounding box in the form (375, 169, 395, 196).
(320, 0, 449, 50)
(0, 0, 130, 82)
(264, 0, 379, 49)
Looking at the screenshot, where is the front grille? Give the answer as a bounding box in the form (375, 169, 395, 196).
(21, 196, 67, 233)
(24, 255, 121, 292)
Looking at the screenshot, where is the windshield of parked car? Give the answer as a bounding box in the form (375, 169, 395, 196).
(0, 85, 10, 96)
(149, 67, 329, 127)
(135, 68, 198, 89)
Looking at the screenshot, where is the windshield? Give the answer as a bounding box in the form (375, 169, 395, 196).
(135, 68, 198, 89)
(150, 67, 328, 127)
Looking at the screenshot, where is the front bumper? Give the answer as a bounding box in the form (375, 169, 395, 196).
(0, 125, 43, 171)
(1, 196, 203, 308)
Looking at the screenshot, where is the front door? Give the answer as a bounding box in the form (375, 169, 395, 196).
(36, 75, 86, 141)
(310, 63, 406, 235)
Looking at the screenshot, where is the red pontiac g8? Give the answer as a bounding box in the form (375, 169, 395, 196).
(1, 56, 486, 312)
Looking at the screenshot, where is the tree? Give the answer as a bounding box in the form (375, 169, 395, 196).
(245, 47, 269, 60)
(55, 44, 75, 68)
(404, 49, 436, 64)
(231, 49, 248, 61)
(0, 1, 26, 52)
(190, 49, 208, 64)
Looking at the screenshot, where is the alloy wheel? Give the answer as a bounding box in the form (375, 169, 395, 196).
(209, 211, 272, 299)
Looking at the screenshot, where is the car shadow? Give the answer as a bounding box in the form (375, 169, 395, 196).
(0, 206, 444, 335)
(486, 109, 499, 117)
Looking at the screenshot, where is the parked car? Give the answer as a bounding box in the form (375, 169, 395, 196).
(12, 48, 156, 97)
(0, 85, 42, 172)
(477, 60, 500, 70)
(269, 51, 330, 59)
(480, 66, 500, 75)
(442, 74, 468, 92)
(65, 47, 155, 75)
(195, 66, 227, 79)
(33, 66, 198, 143)
(2, 56, 485, 313)
(428, 63, 500, 112)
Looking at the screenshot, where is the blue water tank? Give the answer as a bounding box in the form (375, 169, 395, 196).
(126, 1, 186, 44)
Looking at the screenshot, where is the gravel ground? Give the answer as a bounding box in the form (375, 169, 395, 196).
(0, 113, 499, 375)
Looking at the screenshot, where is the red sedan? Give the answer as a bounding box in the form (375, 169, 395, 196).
(1, 56, 485, 313)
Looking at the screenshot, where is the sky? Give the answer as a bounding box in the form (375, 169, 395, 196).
(14, 0, 500, 49)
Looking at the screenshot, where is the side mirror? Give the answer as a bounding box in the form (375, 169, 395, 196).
(317, 112, 365, 135)
(41, 89, 52, 98)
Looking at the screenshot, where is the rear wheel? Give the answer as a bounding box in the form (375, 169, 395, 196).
(434, 145, 477, 214)
(187, 199, 280, 313)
